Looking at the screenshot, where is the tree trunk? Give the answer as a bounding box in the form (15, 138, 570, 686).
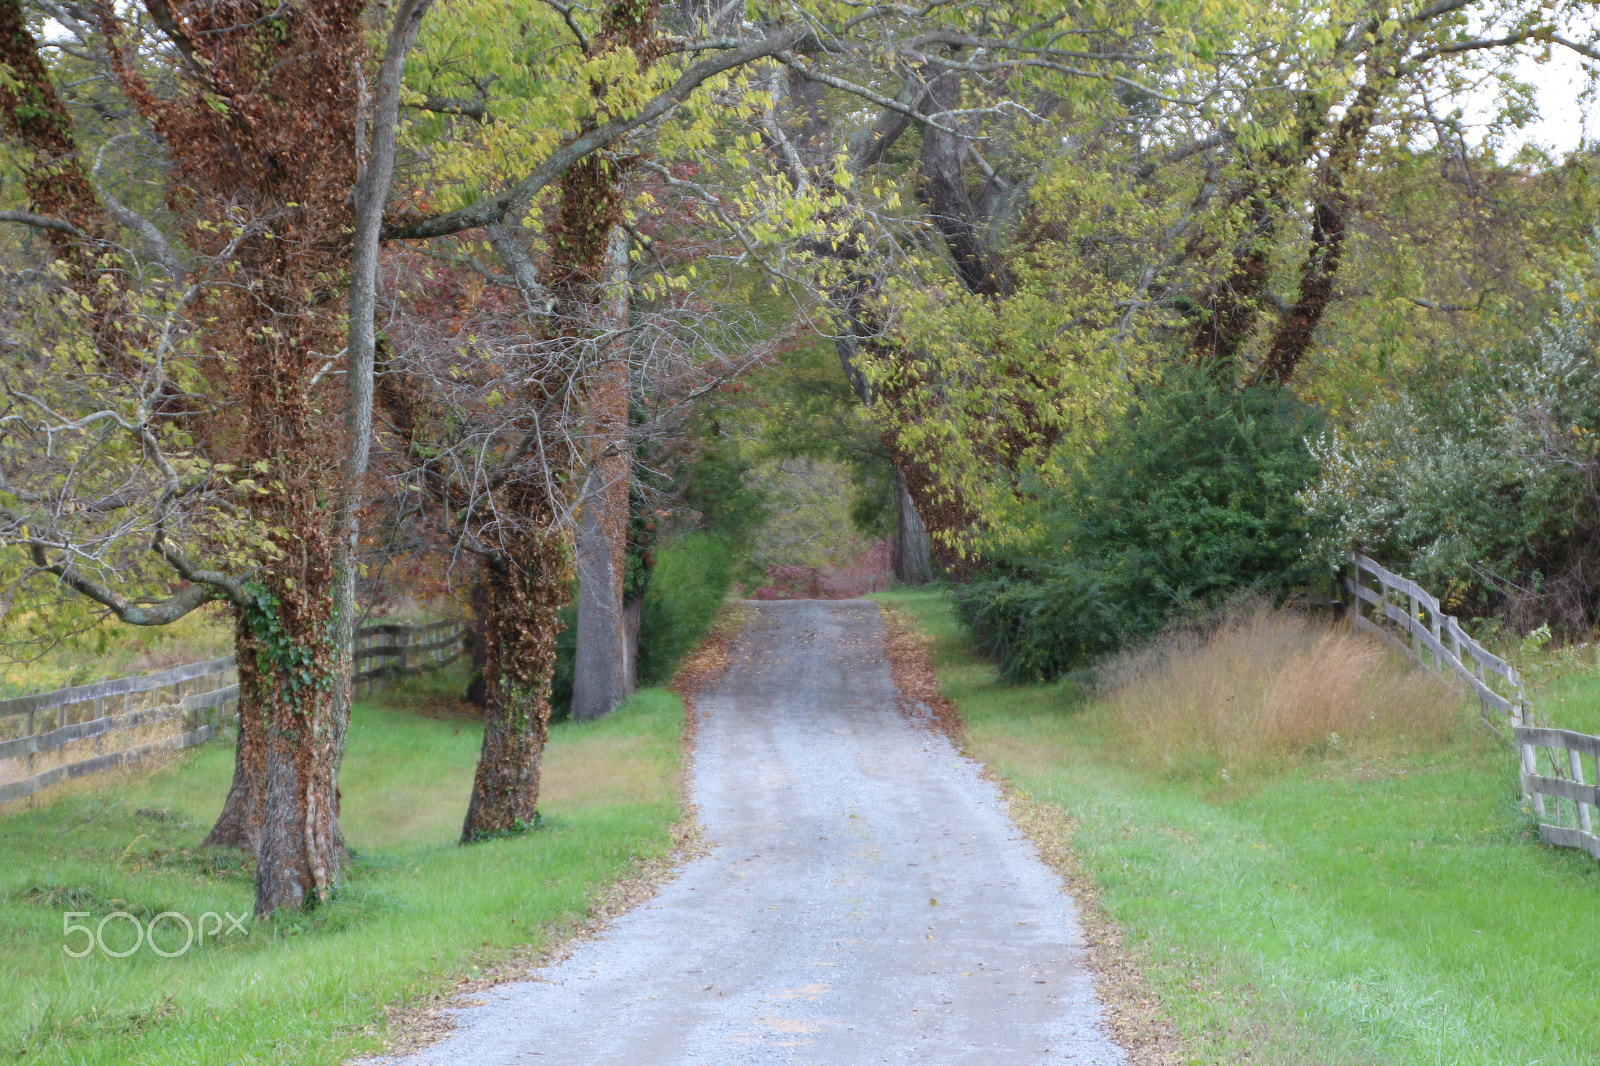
(881, 431, 977, 578)
(893, 469, 933, 586)
(460, 0, 649, 826)
(249, 548, 343, 916)
(329, 0, 433, 846)
(92, 0, 368, 916)
(0, 0, 108, 258)
(571, 228, 633, 722)
(203, 612, 267, 850)
(917, 69, 1008, 298)
(1252, 73, 1388, 386)
(1188, 97, 1328, 371)
(236, 325, 346, 918)
(462, 534, 570, 840)
(572, 469, 632, 720)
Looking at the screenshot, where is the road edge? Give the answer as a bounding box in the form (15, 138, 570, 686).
(356, 605, 752, 1063)
(874, 600, 1187, 1066)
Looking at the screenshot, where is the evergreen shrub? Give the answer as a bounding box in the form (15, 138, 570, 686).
(959, 369, 1325, 680)
(635, 532, 735, 686)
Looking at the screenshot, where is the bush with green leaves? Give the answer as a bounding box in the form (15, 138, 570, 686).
(635, 532, 735, 686)
(956, 560, 1122, 681)
(959, 369, 1326, 680)
(1301, 258, 1600, 632)
(673, 434, 769, 561)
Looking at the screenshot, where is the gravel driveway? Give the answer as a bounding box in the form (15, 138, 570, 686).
(389, 599, 1127, 1065)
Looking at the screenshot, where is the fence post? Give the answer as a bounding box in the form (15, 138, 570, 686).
(1428, 602, 1441, 669)
(1521, 738, 1545, 816)
(1570, 747, 1592, 835)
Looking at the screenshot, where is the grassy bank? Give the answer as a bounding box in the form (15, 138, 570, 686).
(0, 609, 233, 700)
(2, 667, 684, 1065)
(881, 589, 1600, 1066)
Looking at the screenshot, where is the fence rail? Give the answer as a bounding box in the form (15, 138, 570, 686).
(353, 618, 467, 691)
(0, 655, 237, 733)
(1515, 726, 1600, 860)
(0, 653, 238, 805)
(1, 618, 466, 805)
(1345, 553, 1600, 861)
(1344, 554, 1527, 726)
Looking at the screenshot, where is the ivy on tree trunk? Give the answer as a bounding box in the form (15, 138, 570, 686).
(462, 533, 569, 841)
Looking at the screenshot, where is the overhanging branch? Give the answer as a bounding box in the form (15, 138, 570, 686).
(382, 27, 808, 241)
(0, 209, 84, 236)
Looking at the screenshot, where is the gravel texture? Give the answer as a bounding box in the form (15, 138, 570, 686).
(386, 599, 1128, 1065)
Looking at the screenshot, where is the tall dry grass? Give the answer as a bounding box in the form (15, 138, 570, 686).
(1094, 604, 1466, 776)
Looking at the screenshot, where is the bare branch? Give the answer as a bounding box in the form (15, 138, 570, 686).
(0, 210, 84, 236)
(1553, 34, 1600, 63)
(535, 0, 591, 53)
(1408, 0, 1474, 23)
(28, 542, 223, 624)
(92, 134, 187, 282)
(485, 219, 554, 310)
(776, 51, 956, 132)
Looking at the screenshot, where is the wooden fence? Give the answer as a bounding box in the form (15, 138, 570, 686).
(0, 655, 238, 805)
(1512, 726, 1600, 859)
(353, 618, 467, 693)
(0, 618, 466, 806)
(1345, 553, 1600, 860)
(1343, 554, 1528, 727)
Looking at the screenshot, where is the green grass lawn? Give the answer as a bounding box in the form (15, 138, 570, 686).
(879, 589, 1600, 1066)
(1531, 664, 1600, 736)
(1, 667, 685, 1065)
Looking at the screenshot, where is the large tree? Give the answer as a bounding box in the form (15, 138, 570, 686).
(744, 0, 1599, 560)
(0, 0, 430, 913)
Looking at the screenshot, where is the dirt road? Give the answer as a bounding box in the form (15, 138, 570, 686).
(390, 600, 1126, 1064)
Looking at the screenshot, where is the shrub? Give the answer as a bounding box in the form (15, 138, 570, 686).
(959, 369, 1326, 679)
(635, 533, 735, 687)
(955, 561, 1121, 681)
(673, 438, 768, 560)
(1067, 368, 1325, 627)
(547, 600, 580, 720)
(1302, 260, 1600, 632)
